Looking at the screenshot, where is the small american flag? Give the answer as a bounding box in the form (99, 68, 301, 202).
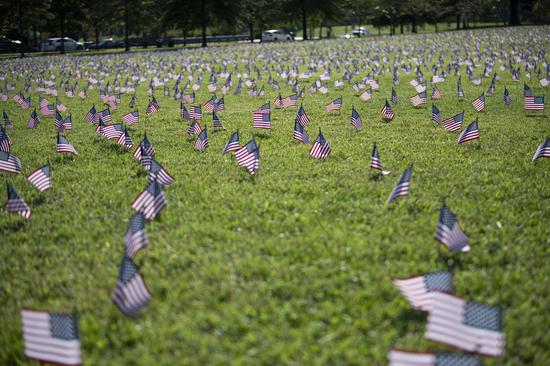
(350, 107, 362, 130)
(458, 119, 480, 144)
(124, 212, 148, 258)
(293, 120, 309, 144)
(253, 111, 271, 129)
(6, 183, 31, 218)
(235, 139, 260, 175)
(146, 99, 159, 116)
(212, 112, 224, 129)
(457, 78, 465, 98)
(432, 105, 442, 124)
(391, 88, 398, 105)
(56, 99, 67, 112)
(57, 134, 78, 155)
(129, 94, 137, 107)
(309, 129, 331, 160)
(0, 151, 21, 173)
(187, 120, 202, 136)
(97, 108, 112, 123)
(524, 82, 532, 97)
(3, 111, 13, 128)
(435, 205, 470, 252)
(410, 91, 428, 107)
(281, 94, 298, 108)
(181, 103, 191, 120)
(274, 94, 283, 108)
(40, 104, 56, 117)
(27, 165, 52, 192)
(194, 128, 209, 151)
(388, 349, 480, 366)
(122, 111, 139, 125)
(134, 135, 155, 163)
(117, 128, 134, 149)
(325, 97, 342, 112)
(296, 105, 310, 127)
(20, 309, 81, 365)
(0, 124, 12, 152)
(221, 130, 240, 155)
(58, 113, 73, 131)
(443, 112, 464, 132)
(426, 292, 504, 356)
(214, 97, 225, 112)
(370, 144, 390, 175)
(112, 256, 151, 316)
(386, 165, 412, 204)
(84, 105, 96, 122)
(203, 95, 217, 112)
(532, 138, 550, 161)
(503, 87, 512, 105)
(393, 272, 453, 311)
(27, 109, 40, 128)
(432, 85, 441, 100)
(471, 93, 486, 112)
(190, 105, 202, 120)
(131, 180, 167, 220)
(524, 95, 544, 111)
(381, 100, 395, 121)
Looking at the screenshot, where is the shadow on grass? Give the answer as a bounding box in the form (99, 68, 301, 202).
(0, 219, 27, 234)
(254, 132, 271, 139)
(105, 143, 131, 155)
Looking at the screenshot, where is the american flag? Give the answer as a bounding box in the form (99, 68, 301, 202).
(146, 99, 159, 116)
(274, 93, 283, 108)
(309, 129, 331, 160)
(133, 135, 155, 161)
(458, 119, 480, 144)
(21, 96, 31, 109)
(381, 100, 395, 120)
(40, 104, 56, 117)
(388, 349, 481, 366)
(187, 120, 202, 135)
(281, 94, 298, 108)
(57, 134, 78, 155)
(129, 94, 137, 107)
(3, 111, 13, 128)
(432, 105, 442, 124)
(393, 272, 453, 311)
(214, 97, 225, 112)
(194, 128, 209, 151)
(296, 105, 311, 127)
(457, 78, 465, 98)
(20, 309, 81, 365)
(131, 180, 167, 219)
(124, 212, 148, 258)
(370, 143, 389, 175)
(360, 88, 372, 101)
(84, 105, 96, 122)
(435, 205, 470, 252)
(117, 128, 134, 149)
(181, 103, 191, 120)
(524, 96, 544, 111)
(486, 80, 495, 95)
(524, 82, 532, 97)
(235, 139, 260, 175)
(6, 183, 31, 218)
(0, 151, 21, 173)
(138, 146, 153, 169)
(325, 97, 342, 112)
(112, 256, 151, 316)
(386, 164, 412, 204)
(253, 111, 271, 129)
(432, 85, 441, 100)
(410, 91, 428, 107)
(350, 107, 362, 130)
(0, 125, 12, 152)
(256, 102, 270, 113)
(27, 165, 52, 192)
(54, 111, 63, 128)
(293, 120, 309, 144)
(190, 105, 202, 120)
(212, 112, 224, 129)
(443, 112, 464, 132)
(203, 95, 217, 112)
(503, 87, 512, 105)
(122, 111, 139, 125)
(97, 108, 112, 123)
(56, 99, 67, 112)
(39, 96, 49, 108)
(426, 292, 504, 356)
(13, 92, 24, 104)
(102, 124, 124, 140)
(221, 130, 240, 155)
(28, 109, 40, 128)
(532, 138, 550, 161)
(471, 93, 486, 112)
(391, 88, 398, 105)
(182, 91, 195, 104)
(78, 89, 86, 99)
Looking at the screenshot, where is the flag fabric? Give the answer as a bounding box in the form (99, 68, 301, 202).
(457, 77, 465, 98)
(146, 99, 159, 116)
(102, 124, 124, 140)
(253, 111, 271, 129)
(325, 97, 342, 112)
(274, 94, 283, 108)
(386, 165, 412, 204)
(57, 134, 77, 155)
(388, 349, 481, 366)
(124, 212, 148, 258)
(6, 183, 31, 218)
(84, 105, 96, 122)
(203, 95, 217, 112)
(350, 107, 362, 130)
(122, 111, 139, 125)
(381, 100, 395, 120)
(426, 292, 504, 357)
(28, 109, 40, 128)
(221, 130, 240, 155)
(256, 102, 270, 113)
(471, 93, 486, 112)
(532, 138, 550, 161)
(20, 309, 81, 365)
(112, 256, 151, 316)
(187, 120, 202, 136)
(410, 91, 428, 107)
(131, 180, 167, 220)
(503, 87, 512, 105)
(0, 125, 12, 152)
(435, 205, 470, 252)
(309, 129, 331, 160)
(391, 88, 398, 105)
(27, 165, 52, 192)
(56, 99, 67, 112)
(40, 104, 56, 117)
(443, 112, 464, 132)
(281, 94, 298, 108)
(181, 103, 191, 120)
(3, 111, 13, 128)
(293, 120, 310, 144)
(134, 135, 155, 163)
(212, 112, 224, 129)
(235, 139, 260, 175)
(432, 105, 442, 125)
(393, 272, 453, 311)
(524, 96, 544, 111)
(458, 119, 480, 144)
(370, 144, 390, 175)
(190, 105, 202, 120)
(523, 83, 532, 97)
(54, 111, 63, 128)
(194, 128, 209, 151)
(296, 105, 311, 127)
(432, 86, 441, 100)
(117, 128, 134, 149)
(0, 151, 22, 173)
(97, 108, 112, 123)
(360, 88, 372, 101)
(214, 97, 225, 112)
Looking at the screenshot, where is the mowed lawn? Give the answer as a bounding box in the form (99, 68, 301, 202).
(1, 27, 549, 365)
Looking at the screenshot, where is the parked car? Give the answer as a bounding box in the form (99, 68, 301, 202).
(0, 36, 22, 53)
(261, 30, 293, 42)
(40, 37, 84, 52)
(351, 27, 369, 37)
(88, 39, 125, 50)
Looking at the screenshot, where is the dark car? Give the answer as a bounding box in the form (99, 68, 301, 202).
(89, 39, 125, 50)
(0, 36, 22, 53)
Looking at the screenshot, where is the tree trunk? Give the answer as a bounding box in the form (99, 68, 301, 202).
(462, 18, 466, 29)
(400, 23, 404, 34)
(411, 16, 417, 33)
(456, 14, 460, 30)
(249, 22, 254, 43)
(124, 0, 130, 51)
(201, 0, 207, 47)
(318, 25, 322, 39)
(509, 0, 520, 25)
(301, 1, 308, 40)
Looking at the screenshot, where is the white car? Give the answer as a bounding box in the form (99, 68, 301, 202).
(40, 37, 84, 52)
(262, 30, 292, 42)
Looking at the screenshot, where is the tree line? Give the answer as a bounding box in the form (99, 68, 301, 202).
(1, 0, 548, 52)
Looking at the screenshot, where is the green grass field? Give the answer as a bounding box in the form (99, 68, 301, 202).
(1, 26, 549, 365)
